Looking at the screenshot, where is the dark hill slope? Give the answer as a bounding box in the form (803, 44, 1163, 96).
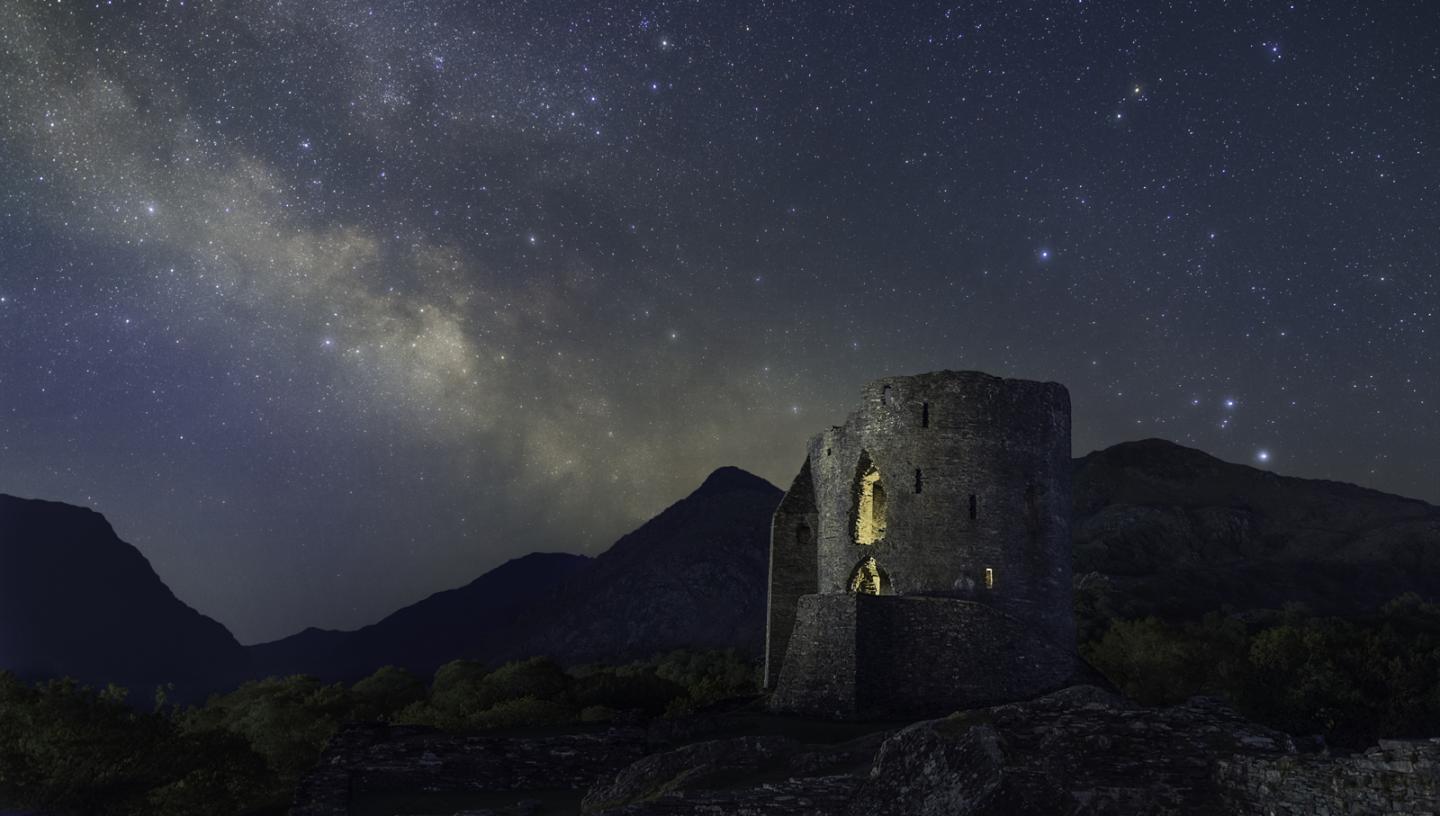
(0, 494, 247, 696)
(496, 466, 783, 664)
(248, 467, 783, 679)
(1073, 438, 1440, 619)
(246, 551, 591, 681)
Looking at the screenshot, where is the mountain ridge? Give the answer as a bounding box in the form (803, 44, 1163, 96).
(6, 446, 1440, 690)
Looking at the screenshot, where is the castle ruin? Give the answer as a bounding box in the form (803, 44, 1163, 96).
(765, 370, 1075, 718)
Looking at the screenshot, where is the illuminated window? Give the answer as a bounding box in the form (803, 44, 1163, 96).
(849, 557, 887, 595)
(854, 459, 887, 545)
(984, 568, 994, 590)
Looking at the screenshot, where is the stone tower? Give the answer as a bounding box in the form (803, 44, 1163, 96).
(765, 370, 1075, 719)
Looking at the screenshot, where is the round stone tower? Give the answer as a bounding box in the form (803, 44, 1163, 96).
(765, 371, 1075, 719)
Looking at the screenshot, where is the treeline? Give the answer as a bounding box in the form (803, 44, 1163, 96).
(1082, 593, 1440, 748)
(0, 649, 757, 816)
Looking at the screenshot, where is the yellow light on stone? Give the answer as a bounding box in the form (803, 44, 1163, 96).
(850, 557, 885, 595)
(985, 567, 994, 590)
(854, 464, 887, 545)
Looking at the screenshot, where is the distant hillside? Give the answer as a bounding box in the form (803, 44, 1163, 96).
(248, 466, 783, 680)
(492, 466, 782, 665)
(247, 551, 592, 681)
(0, 494, 247, 698)
(1073, 438, 1440, 621)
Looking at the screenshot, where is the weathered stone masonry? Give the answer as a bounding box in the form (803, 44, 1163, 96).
(765, 370, 1074, 718)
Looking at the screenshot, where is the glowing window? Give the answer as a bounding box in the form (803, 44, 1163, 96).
(849, 557, 887, 595)
(854, 463, 887, 544)
(984, 568, 994, 589)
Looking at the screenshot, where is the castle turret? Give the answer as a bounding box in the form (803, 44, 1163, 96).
(765, 370, 1075, 718)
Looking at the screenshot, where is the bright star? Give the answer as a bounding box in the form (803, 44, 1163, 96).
(1256, 450, 1271, 463)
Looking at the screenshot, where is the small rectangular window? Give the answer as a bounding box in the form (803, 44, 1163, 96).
(984, 568, 994, 590)
(914, 468, 923, 493)
(921, 402, 930, 427)
(969, 494, 978, 520)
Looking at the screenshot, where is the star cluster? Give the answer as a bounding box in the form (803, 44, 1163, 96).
(0, 1, 1435, 642)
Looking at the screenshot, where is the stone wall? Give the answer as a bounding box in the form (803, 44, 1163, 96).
(764, 459, 818, 688)
(1216, 738, 1440, 815)
(771, 593, 1073, 719)
(768, 593, 858, 718)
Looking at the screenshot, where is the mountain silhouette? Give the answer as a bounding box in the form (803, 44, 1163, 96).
(0, 494, 247, 698)
(1073, 438, 1440, 619)
(248, 466, 783, 680)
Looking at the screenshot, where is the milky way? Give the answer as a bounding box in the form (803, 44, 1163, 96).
(1, 1, 1435, 642)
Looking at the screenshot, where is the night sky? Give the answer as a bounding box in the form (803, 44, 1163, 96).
(1, 1, 1435, 643)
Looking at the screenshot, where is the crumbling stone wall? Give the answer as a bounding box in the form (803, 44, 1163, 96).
(764, 459, 818, 688)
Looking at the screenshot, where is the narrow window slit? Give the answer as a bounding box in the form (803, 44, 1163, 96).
(969, 494, 978, 520)
(914, 468, 923, 494)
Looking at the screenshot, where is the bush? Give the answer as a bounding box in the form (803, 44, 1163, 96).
(351, 665, 427, 721)
(178, 675, 354, 788)
(1083, 599, 1440, 748)
(0, 673, 273, 816)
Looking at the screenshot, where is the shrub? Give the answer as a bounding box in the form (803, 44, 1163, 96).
(351, 665, 427, 721)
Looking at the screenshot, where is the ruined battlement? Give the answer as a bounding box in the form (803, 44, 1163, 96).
(765, 370, 1075, 717)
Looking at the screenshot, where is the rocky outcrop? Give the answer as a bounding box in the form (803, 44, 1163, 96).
(846, 685, 1298, 815)
(290, 722, 653, 816)
(581, 733, 885, 815)
(579, 686, 1440, 815)
(1217, 738, 1440, 815)
(290, 686, 1440, 815)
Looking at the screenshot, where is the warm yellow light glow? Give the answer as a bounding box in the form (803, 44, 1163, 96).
(984, 567, 994, 589)
(850, 557, 884, 595)
(854, 464, 887, 545)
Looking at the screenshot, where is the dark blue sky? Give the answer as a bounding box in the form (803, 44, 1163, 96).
(1, 0, 1435, 642)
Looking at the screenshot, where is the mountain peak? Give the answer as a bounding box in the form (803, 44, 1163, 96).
(691, 466, 779, 498)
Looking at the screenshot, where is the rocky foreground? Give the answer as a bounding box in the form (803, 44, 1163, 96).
(292, 685, 1440, 815)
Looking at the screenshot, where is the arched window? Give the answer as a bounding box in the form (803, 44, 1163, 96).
(852, 454, 887, 545)
(849, 557, 890, 595)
